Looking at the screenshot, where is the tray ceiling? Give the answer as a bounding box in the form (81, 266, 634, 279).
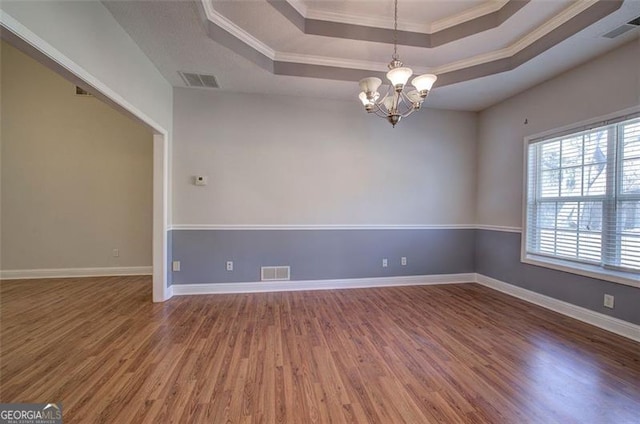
(103, 0, 640, 110)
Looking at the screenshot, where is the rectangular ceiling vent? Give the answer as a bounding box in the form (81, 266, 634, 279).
(602, 16, 640, 39)
(261, 266, 290, 281)
(179, 71, 219, 89)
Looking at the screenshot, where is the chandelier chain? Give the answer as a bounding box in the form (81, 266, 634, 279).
(393, 0, 398, 59)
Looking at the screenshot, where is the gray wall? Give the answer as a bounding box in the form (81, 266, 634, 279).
(476, 230, 640, 324)
(171, 229, 475, 284)
(476, 39, 640, 228)
(474, 39, 640, 325)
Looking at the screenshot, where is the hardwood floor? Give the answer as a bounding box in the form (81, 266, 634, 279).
(1, 277, 638, 423)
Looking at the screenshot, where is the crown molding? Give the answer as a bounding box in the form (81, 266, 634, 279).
(286, 0, 510, 34)
(200, 0, 623, 86)
(431, 0, 510, 33)
(267, 0, 530, 48)
(511, 0, 597, 54)
(416, 0, 599, 75)
(274, 51, 433, 74)
(286, 0, 307, 18)
(202, 0, 274, 59)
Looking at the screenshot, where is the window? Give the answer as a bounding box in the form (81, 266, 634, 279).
(524, 113, 640, 283)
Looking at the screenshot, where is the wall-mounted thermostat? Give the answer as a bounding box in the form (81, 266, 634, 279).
(194, 176, 208, 186)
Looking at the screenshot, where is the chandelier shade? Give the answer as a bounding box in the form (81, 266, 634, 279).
(357, 0, 437, 127)
(359, 77, 382, 95)
(386, 67, 412, 89)
(412, 74, 437, 94)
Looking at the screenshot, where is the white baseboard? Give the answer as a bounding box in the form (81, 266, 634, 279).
(171, 273, 475, 295)
(475, 274, 640, 343)
(160, 270, 640, 342)
(0, 266, 152, 280)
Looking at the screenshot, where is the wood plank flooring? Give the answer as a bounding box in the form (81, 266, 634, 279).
(1, 276, 639, 423)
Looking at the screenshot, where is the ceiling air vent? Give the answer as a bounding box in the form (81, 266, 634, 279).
(602, 16, 640, 39)
(179, 71, 219, 89)
(75, 86, 92, 96)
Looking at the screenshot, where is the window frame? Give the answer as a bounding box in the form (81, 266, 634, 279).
(521, 107, 640, 289)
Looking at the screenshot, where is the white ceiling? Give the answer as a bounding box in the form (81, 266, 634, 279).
(103, 0, 640, 111)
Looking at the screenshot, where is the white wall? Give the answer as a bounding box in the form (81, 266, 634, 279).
(476, 39, 640, 228)
(1, 41, 153, 270)
(0, 0, 172, 132)
(172, 88, 477, 226)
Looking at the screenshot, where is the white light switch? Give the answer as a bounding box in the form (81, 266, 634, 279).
(172, 261, 181, 272)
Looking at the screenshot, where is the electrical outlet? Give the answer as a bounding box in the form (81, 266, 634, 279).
(401, 257, 407, 266)
(172, 261, 181, 272)
(604, 294, 614, 309)
(112, 248, 119, 257)
(382, 258, 388, 268)
(226, 261, 233, 271)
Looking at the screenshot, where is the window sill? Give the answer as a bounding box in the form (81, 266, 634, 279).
(522, 255, 640, 289)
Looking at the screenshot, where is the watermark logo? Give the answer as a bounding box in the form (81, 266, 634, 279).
(0, 403, 62, 424)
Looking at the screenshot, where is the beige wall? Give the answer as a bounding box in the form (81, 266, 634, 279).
(476, 39, 640, 228)
(1, 41, 153, 270)
(172, 88, 477, 226)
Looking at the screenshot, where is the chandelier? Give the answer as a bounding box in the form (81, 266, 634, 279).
(358, 0, 437, 127)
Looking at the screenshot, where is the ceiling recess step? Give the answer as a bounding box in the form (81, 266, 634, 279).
(179, 71, 219, 88)
(602, 16, 640, 39)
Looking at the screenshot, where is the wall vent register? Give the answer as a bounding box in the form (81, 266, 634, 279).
(261, 266, 290, 281)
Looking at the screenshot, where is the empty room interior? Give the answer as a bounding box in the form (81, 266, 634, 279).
(0, 0, 639, 423)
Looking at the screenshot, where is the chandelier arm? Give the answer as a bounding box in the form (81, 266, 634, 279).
(373, 107, 390, 119)
(398, 91, 412, 107)
(400, 107, 417, 118)
(400, 95, 419, 115)
(367, 102, 388, 118)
